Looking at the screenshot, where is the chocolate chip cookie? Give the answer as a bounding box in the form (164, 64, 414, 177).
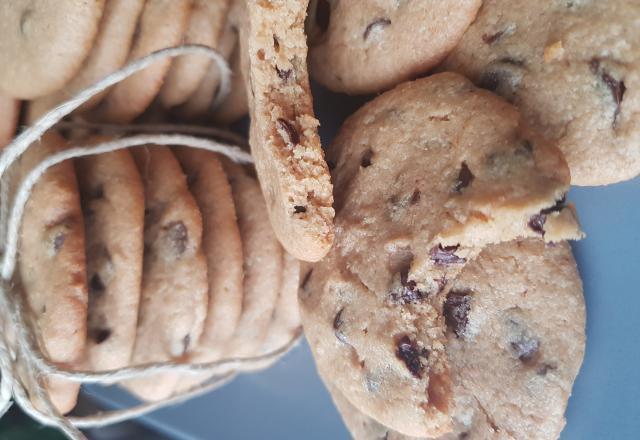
(328, 73, 583, 303)
(18, 131, 87, 414)
(76, 142, 144, 372)
(303, 239, 585, 439)
(0, 0, 104, 99)
(441, 0, 640, 185)
(125, 146, 208, 401)
(307, 0, 481, 94)
(244, 0, 335, 262)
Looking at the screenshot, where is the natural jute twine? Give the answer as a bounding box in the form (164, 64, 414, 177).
(0, 45, 302, 440)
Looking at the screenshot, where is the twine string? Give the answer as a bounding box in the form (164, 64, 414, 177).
(0, 45, 303, 440)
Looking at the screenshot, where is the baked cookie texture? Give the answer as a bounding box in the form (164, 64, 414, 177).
(76, 144, 144, 372)
(307, 0, 482, 95)
(441, 0, 640, 186)
(0, 0, 104, 99)
(244, 0, 335, 262)
(18, 131, 87, 414)
(304, 239, 586, 439)
(125, 146, 208, 401)
(301, 73, 585, 437)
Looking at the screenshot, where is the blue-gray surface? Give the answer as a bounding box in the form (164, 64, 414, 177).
(88, 86, 640, 438)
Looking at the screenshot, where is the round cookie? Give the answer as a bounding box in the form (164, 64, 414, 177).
(302, 239, 585, 439)
(223, 161, 283, 359)
(159, 0, 231, 108)
(125, 146, 208, 401)
(174, 148, 243, 360)
(0, 95, 20, 147)
(18, 131, 87, 414)
(307, 0, 481, 95)
(300, 73, 585, 437)
(328, 73, 583, 309)
(91, 0, 191, 123)
(75, 143, 144, 372)
(28, 0, 146, 120)
(0, 0, 104, 99)
(174, 5, 238, 120)
(441, 0, 640, 186)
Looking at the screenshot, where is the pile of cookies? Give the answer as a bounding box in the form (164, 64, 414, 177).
(11, 126, 300, 414)
(0, 0, 638, 439)
(0, 0, 249, 125)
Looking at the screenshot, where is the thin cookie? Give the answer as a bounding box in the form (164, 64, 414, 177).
(0, 0, 104, 99)
(223, 161, 283, 358)
(76, 143, 144, 371)
(244, 0, 334, 262)
(125, 146, 208, 401)
(18, 131, 87, 414)
(27, 0, 146, 120)
(159, 0, 230, 108)
(91, 0, 191, 123)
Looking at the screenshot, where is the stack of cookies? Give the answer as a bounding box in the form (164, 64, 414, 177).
(14, 128, 301, 414)
(0, 0, 250, 125)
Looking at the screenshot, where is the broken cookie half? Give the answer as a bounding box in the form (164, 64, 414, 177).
(243, 0, 335, 262)
(301, 73, 584, 437)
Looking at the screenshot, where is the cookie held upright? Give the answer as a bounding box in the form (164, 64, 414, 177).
(244, 0, 335, 262)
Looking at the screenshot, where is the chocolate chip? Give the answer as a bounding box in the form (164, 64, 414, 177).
(511, 337, 539, 363)
(528, 196, 567, 235)
(395, 335, 428, 379)
(429, 244, 465, 266)
(363, 18, 391, 40)
(90, 328, 111, 344)
(478, 59, 525, 102)
(333, 308, 348, 344)
(294, 205, 307, 214)
(528, 213, 546, 235)
(482, 30, 505, 45)
(273, 35, 280, 52)
(182, 334, 191, 354)
(428, 114, 450, 122)
(164, 221, 188, 255)
(590, 58, 627, 126)
(53, 233, 66, 254)
(498, 56, 525, 66)
(275, 66, 292, 81)
(89, 273, 106, 295)
(453, 162, 474, 193)
(389, 269, 428, 304)
(444, 291, 471, 337)
(277, 118, 300, 145)
(360, 149, 373, 168)
(410, 189, 421, 205)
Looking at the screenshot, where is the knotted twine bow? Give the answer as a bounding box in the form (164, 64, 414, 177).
(0, 45, 302, 440)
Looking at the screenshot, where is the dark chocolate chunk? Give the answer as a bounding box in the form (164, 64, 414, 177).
(273, 35, 280, 52)
(410, 189, 421, 205)
(395, 335, 428, 379)
(429, 244, 465, 265)
(89, 273, 106, 295)
(389, 269, 428, 304)
(294, 205, 307, 214)
(590, 58, 626, 125)
(444, 290, 471, 337)
(333, 308, 348, 344)
(453, 162, 474, 193)
(182, 334, 191, 354)
(90, 328, 111, 344)
(482, 30, 504, 45)
(363, 18, 391, 40)
(360, 149, 373, 168)
(164, 221, 188, 255)
(275, 66, 292, 81)
(528, 213, 546, 235)
(53, 233, 66, 254)
(511, 337, 540, 363)
(277, 118, 300, 145)
(478, 59, 525, 102)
